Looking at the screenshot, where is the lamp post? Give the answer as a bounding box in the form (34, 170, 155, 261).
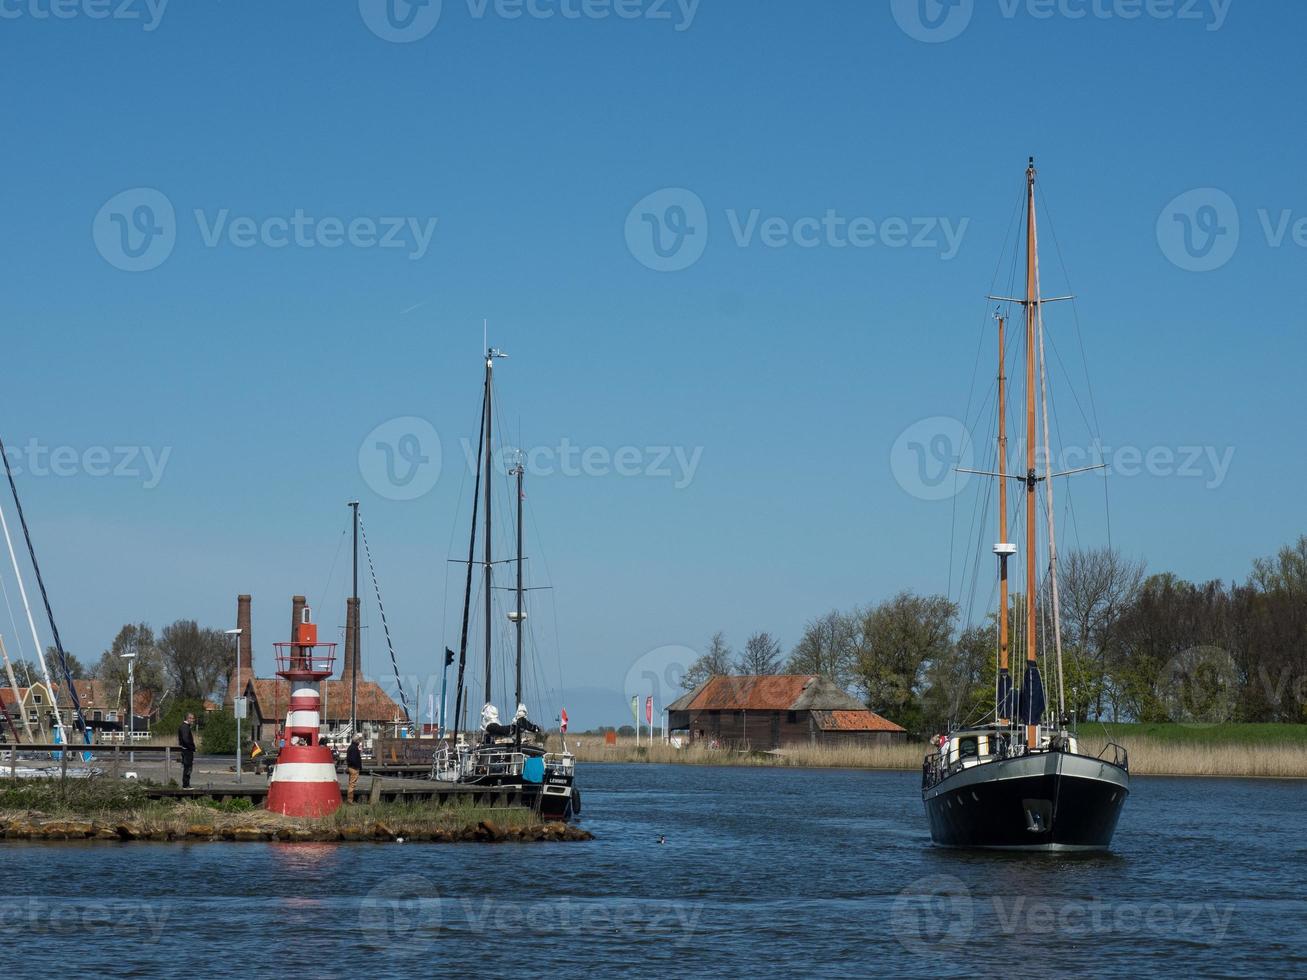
(225, 628, 243, 783)
(119, 651, 136, 764)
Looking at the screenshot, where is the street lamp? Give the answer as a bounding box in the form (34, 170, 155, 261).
(119, 651, 136, 764)
(225, 628, 243, 783)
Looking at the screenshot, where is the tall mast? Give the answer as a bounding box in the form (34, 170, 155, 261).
(1037, 286, 1068, 726)
(1023, 158, 1040, 749)
(451, 375, 487, 744)
(512, 456, 525, 750)
(996, 313, 1011, 725)
(349, 500, 359, 735)
(483, 347, 507, 710)
(483, 350, 494, 709)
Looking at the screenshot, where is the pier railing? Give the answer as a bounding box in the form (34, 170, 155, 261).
(2, 743, 183, 784)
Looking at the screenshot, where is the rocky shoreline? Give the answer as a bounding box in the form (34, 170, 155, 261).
(0, 811, 593, 844)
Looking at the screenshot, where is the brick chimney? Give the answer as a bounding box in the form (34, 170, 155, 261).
(226, 593, 254, 706)
(237, 594, 253, 671)
(342, 596, 360, 684)
(291, 595, 306, 641)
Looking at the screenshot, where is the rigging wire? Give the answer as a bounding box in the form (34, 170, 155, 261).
(358, 514, 410, 723)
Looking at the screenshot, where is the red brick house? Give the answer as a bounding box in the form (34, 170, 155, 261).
(666, 675, 906, 749)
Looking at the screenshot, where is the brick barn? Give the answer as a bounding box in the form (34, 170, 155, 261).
(666, 675, 906, 749)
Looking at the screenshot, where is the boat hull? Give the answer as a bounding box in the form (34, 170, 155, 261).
(923, 750, 1128, 851)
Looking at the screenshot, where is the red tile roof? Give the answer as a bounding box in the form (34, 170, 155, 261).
(668, 675, 871, 713)
(810, 709, 905, 733)
(244, 677, 405, 723)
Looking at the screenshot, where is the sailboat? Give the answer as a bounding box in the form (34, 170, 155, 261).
(432, 346, 580, 822)
(921, 159, 1130, 851)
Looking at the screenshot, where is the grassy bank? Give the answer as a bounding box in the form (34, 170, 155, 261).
(0, 781, 591, 843)
(573, 730, 1307, 778)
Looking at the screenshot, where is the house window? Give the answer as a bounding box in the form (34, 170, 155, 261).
(33, 693, 42, 705)
(787, 711, 798, 724)
(93, 710, 103, 722)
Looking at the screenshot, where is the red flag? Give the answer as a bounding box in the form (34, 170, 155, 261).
(559, 708, 568, 733)
(645, 696, 653, 724)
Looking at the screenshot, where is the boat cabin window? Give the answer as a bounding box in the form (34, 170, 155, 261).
(958, 737, 979, 759)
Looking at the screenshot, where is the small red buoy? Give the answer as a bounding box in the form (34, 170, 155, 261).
(266, 607, 341, 818)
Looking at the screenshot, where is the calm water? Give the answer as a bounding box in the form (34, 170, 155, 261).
(3, 764, 1304, 978)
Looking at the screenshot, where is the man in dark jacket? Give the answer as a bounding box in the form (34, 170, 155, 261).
(178, 713, 197, 788)
(346, 737, 363, 804)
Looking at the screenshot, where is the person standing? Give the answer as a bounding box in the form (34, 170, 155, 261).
(178, 712, 197, 789)
(346, 736, 363, 804)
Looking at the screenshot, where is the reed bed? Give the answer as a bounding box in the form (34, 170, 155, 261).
(570, 735, 1307, 778)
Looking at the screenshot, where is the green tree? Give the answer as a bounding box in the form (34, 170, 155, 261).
(853, 591, 958, 735)
(199, 708, 248, 755)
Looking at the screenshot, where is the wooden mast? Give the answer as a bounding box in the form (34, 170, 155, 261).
(997, 313, 1011, 725)
(1023, 158, 1040, 749)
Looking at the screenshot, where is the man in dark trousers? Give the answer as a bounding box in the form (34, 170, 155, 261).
(178, 712, 197, 788)
(346, 736, 363, 804)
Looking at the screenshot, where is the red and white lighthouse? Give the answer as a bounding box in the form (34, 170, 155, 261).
(266, 607, 342, 817)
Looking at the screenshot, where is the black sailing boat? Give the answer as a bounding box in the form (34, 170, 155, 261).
(433, 346, 579, 822)
(921, 160, 1129, 851)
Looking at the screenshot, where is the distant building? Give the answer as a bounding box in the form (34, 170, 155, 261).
(239, 677, 406, 745)
(226, 593, 408, 746)
(666, 675, 906, 749)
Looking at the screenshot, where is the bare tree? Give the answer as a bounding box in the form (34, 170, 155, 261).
(736, 632, 783, 675)
(1061, 548, 1144, 719)
(94, 624, 167, 703)
(680, 632, 734, 691)
(158, 620, 230, 701)
(787, 610, 857, 688)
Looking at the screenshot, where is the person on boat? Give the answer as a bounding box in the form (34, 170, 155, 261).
(512, 704, 542, 735)
(177, 712, 196, 789)
(346, 736, 363, 804)
(481, 703, 512, 740)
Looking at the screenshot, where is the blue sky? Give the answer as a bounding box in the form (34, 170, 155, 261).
(0, 0, 1302, 728)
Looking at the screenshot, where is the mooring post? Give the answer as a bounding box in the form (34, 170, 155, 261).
(112, 745, 120, 780)
(60, 749, 68, 801)
(164, 746, 172, 784)
(369, 775, 382, 805)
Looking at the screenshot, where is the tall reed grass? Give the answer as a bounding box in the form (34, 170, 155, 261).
(569, 735, 1307, 778)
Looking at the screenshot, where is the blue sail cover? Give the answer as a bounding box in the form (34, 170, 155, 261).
(996, 668, 1015, 719)
(1017, 662, 1045, 725)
